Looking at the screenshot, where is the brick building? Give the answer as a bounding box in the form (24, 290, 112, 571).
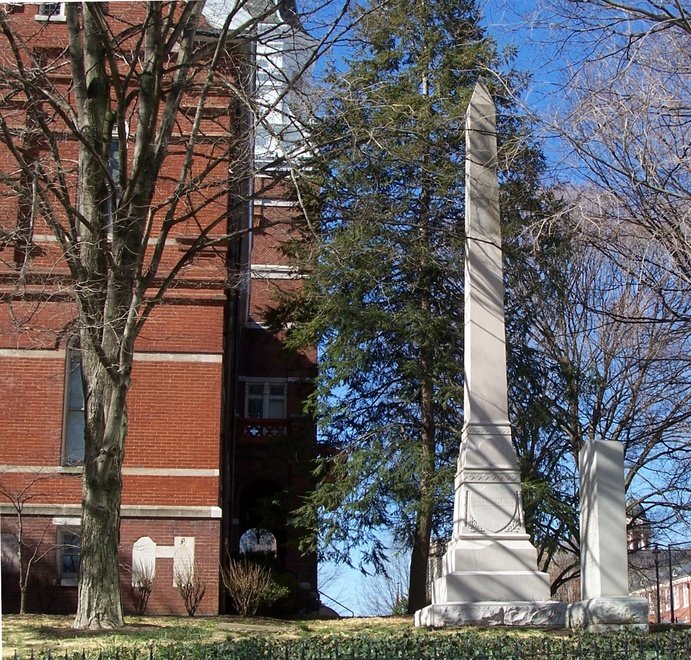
(630, 550, 691, 624)
(0, 1, 317, 615)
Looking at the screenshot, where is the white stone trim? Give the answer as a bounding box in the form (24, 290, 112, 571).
(253, 199, 299, 208)
(52, 517, 81, 526)
(0, 465, 65, 474)
(123, 467, 220, 477)
(250, 264, 303, 280)
(27, 234, 178, 247)
(0, 465, 219, 478)
(0, 350, 222, 363)
(133, 352, 222, 363)
(0, 503, 222, 519)
(126, 505, 222, 519)
(238, 376, 301, 383)
(0, 349, 66, 359)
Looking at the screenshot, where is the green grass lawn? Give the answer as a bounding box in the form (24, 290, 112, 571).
(0, 614, 564, 658)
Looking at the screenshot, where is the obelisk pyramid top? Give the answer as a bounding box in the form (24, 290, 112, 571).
(470, 79, 493, 108)
(465, 80, 498, 176)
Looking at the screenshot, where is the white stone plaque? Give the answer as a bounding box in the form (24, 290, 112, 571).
(173, 536, 195, 587)
(132, 536, 156, 586)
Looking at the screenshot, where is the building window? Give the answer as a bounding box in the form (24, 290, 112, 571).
(245, 382, 286, 419)
(36, 3, 66, 21)
(57, 528, 80, 586)
(105, 138, 121, 228)
(63, 345, 85, 465)
(239, 528, 277, 556)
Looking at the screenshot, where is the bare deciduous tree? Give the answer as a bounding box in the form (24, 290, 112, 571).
(522, 1, 691, 293)
(358, 549, 409, 616)
(0, 0, 343, 628)
(512, 223, 691, 577)
(549, 1, 690, 38)
(560, 36, 691, 287)
(0, 470, 55, 614)
(220, 555, 287, 617)
(490, 0, 691, 563)
(129, 561, 155, 616)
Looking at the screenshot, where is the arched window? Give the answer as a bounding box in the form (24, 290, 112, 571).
(239, 528, 277, 556)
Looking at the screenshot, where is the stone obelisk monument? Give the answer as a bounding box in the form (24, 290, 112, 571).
(415, 82, 551, 627)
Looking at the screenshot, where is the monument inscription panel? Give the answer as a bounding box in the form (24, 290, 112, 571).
(467, 486, 521, 534)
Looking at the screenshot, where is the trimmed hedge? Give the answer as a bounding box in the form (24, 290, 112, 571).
(12, 630, 691, 660)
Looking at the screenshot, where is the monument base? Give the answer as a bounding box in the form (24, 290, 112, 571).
(415, 597, 649, 631)
(415, 601, 566, 628)
(567, 597, 649, 632)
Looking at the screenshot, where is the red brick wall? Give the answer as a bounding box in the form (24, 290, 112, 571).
(0, 355, 65, 464)
(120, 518, 221, 616)
(0, 349, 222, 507)
(126, 360, 222, 471)
(0, 516, 220, 615)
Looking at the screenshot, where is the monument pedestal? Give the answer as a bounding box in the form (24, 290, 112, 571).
(432, 534, 550, 603)
(417, 445, 553, 626)
(421, 419, 552, 621)
(567, 597, 649, 632)
(576, 441, 649, 631)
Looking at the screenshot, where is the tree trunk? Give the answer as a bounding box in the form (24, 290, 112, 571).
(19, 563, 27, 614)
(73, 369, 127, 628)
(66, 3, 127, 629)
(407, 370, 435, 613)
(407, 118, 436, 614)
(408, 212, 435, 613)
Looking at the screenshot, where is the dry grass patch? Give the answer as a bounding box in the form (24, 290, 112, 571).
(3, 615, 411, 657)
(2, 615, 221, 658)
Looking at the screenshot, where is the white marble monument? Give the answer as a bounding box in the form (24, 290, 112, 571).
(575, 440, 648, 631)
(415, 82, 648, 631)
(415, 81, 551, 628)
(132, 536, 157, 586)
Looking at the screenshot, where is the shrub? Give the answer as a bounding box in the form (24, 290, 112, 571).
(220, 556, 289, 617)
(174, 560, 207, 616)
(129, 563, 155, 615)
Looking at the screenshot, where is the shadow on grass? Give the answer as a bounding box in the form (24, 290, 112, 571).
(31, 623, 160, 639)
(29, 623, 191, 642)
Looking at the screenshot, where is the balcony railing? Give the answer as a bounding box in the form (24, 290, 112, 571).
(238, 418, 289, 442)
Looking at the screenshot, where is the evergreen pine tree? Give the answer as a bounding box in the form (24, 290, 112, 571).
(277, 0, 555, 612)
